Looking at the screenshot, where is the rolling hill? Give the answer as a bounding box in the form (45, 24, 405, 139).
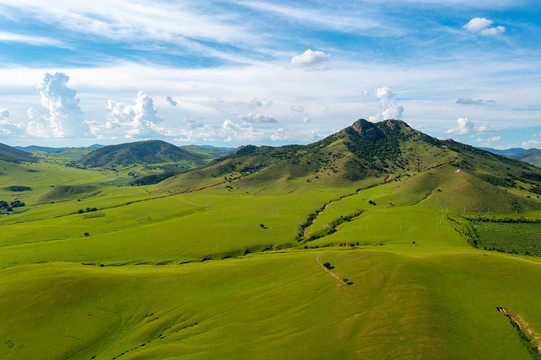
(0, 142, 36, 163)
(79, 140, 204, 168)
(1, 118, 541, 359)
(510, 148, 541, 167)
(159, 120, 541, 211)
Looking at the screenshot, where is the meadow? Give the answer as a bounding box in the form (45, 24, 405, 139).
(1, 153, 541, 359)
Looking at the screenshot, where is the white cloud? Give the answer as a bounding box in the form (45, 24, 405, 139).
(0, 109, 25, 136)
(522, 139, 540, 148)
(270, 128, 289, 141)
(239, 113, 277, 124)
(475, 123, 493, 133)
(369, 87, 404, 122)
(220, 120, 263, 142)
(165, 96, 177, 107)
(477, 136, 501, 143)
(250, 97, 273, 108)
(290, 105, 310, 123)
(447, 117, 474, 135)
(464, 17, 505, 36)
(173, 119, 216, 142)
(291, 49, 330, 67)
(0, 31, 66, 47)
(103, 91, 164, 138)
(25, 72, 91, 138)
(481, 26, 505, 36)
(456, 97, 495, 105)
(464, 17, 493, 32)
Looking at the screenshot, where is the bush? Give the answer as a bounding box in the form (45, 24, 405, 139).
(322, 262, 334, 270)
(84, 232, 90, 236)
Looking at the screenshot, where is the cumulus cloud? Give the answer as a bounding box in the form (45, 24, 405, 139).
(165, 96, 177, 107)
(290, 105, 310, 123)
(481, 26, 505, 36)
(464, 17, 505, 36)
(25, 72, 91, 138)
(522, 139, 541, 148)
(103, 91, 164, 138)
(239, 113, 278, 124)
(368, 87, 404, 122)
(250, 97, 273, 108)
(0, 109, 25, 136)
(220, 120, 263, 142)
(173, 118, 216, 142)
(447, 117, 474, 135)
(291, 49, 330, 67)
(270, 128, 289, 141)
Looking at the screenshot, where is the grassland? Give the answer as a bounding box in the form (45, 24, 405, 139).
(1, 135, 541, 359)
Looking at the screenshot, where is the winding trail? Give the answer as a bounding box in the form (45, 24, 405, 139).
(316, 252, 349, 285)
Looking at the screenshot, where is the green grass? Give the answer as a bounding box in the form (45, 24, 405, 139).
(473, 221, 541, 256)
(1, 153, 541, 359)
(1, 249, 541, 359)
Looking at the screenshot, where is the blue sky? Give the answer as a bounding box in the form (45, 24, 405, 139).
(0, 0, 540, 149)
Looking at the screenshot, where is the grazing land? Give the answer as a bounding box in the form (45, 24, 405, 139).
(1, 120, 541, 359)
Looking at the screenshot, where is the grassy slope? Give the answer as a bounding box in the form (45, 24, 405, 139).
(2, 121, 541, 359)
(1, 249, 540, 359)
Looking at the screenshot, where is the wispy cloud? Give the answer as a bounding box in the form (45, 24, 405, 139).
(0, 31, 66, 47)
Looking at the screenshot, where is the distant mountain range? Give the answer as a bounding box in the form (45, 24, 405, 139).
(480, 147, 541, 167)
(13, 144, 104, 153)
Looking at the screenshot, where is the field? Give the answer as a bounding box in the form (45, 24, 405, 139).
(472, 220, 541, 256)
(1, 155, 541, 359)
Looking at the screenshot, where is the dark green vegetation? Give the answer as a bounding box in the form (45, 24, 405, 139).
(78, 140, 204, 167)
(0, 142, 35, 163)
(465, 216, 541, 256)
(1, 119, 541, 359)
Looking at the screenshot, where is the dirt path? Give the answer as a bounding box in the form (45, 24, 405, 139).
(316, 252, 349, 285)
(497, 307, 541, 354)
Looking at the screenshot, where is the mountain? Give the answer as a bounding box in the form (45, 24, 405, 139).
(78, 140, 204, 167)
(478, 147, 526, 156)
(180, 145, 233, 159)
(509, 148, 541, 167)
(0, 142, 36, 163)
(158, 119, 541, 212)
(14, 145, 70, 153)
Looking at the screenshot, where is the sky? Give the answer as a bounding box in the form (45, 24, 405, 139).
(0, 0, 540, 149)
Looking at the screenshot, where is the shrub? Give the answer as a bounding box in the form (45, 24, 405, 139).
(322, 262, 334, 270)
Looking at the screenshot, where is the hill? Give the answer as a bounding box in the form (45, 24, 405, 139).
(0, 142, 35, 163)
(159, 119, 541, 211)
(1, 118, 541, 359)
(14, 145, 70, 153)
(180, 144, 233, 159)
(78, 140, 204, 168)
(510, 148, 541, 167)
